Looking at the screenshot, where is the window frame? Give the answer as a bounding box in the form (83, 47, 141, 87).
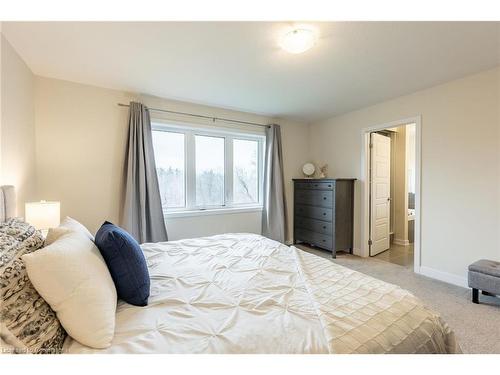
(151, 121, 266, 216)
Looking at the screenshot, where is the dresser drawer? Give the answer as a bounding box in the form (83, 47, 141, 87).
(295, 228, 333, 250)
(295, 181, 334, 190)
(295, 189, 333, 208)
(295, 205, 332, 222)
(295, 216, 333, 235)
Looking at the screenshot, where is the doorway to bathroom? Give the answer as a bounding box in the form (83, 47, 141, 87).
(361, 117, 420, 272)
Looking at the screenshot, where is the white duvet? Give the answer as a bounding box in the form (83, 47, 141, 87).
(63, 234, 460, 354)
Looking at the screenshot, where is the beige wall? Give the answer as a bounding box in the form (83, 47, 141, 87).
(1, 35, 37, 214)
(34, 77, 134, 233)
(34, 77, 309, 238)
(309, 67, 500, 283)
(406, 124, 416, 195)
(1, 27, 3, 182)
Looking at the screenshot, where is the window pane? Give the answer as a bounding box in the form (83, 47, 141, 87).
(152, 131, 185, 208)
(195, 135, 225, 206)
(233, 139, 259, 204)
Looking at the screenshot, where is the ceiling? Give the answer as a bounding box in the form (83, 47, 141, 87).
(3, 22, 500, 122)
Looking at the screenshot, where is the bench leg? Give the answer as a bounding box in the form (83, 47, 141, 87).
(472, 288, 479, 304)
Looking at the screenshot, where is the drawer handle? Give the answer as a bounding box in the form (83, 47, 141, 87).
(322, 239, 326, 242)
(323, 212, 326, 216)
(323, 197, 327, 200)
(322, 226, 326, 229)
(328, 185, 332, 188)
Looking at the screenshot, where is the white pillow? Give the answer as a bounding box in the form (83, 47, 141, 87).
(23, 231, 117, 349)
(60, 216, 94, 240)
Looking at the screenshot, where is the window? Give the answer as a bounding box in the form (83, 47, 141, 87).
(152, 131, 185, 209)
(233, 139, 259, 204)
(152, 122, 265, 213)
(195, 135, 225, 206)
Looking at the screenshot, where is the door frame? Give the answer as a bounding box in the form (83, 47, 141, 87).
(360, 116, 422, 274)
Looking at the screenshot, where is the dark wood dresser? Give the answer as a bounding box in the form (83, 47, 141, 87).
(293, 178, 356, 258)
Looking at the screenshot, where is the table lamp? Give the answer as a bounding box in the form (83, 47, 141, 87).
(25, 200, 60, 236)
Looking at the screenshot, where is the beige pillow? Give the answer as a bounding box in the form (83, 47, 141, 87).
(44, 217, 93, 246)
(44, 227, 72, 246)
(23, 231, 117, 349)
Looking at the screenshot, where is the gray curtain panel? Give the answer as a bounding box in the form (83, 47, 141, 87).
(121, 102, 168, 243)
(262, 124, 288, 243)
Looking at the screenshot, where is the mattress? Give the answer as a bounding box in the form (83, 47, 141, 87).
(63, 233, 460, 354)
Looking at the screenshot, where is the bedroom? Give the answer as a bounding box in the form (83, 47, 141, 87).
(1, 0, 500, 371)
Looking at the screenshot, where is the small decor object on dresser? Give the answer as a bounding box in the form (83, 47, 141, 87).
(319, 164, 328, 178)
(302, 163, 316, 178)
(293, 178, 355, 258)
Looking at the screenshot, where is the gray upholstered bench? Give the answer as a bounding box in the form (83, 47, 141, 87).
(468, 259, 500, 304)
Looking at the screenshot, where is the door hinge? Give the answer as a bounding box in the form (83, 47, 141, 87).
(368, 239, 373, 246)
(369, 143, 373, 149)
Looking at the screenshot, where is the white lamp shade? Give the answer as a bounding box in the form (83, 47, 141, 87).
(25, 201, 60, 230)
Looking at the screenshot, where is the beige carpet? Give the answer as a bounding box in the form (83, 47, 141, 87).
(297, 245, 500, 354)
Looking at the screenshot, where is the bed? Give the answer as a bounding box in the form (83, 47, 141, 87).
(1, 186, 460, 354)
(64, 233, 459, 354)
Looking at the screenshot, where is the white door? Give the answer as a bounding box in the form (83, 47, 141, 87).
(370, 133, 391, 256)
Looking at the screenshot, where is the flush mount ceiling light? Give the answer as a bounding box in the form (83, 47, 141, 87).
(279, 27, 318, 54)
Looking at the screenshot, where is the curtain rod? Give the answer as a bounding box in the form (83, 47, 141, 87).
(117, 103, 270, 128)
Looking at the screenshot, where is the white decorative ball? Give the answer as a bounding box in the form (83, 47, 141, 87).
(302, 163, 315, 177)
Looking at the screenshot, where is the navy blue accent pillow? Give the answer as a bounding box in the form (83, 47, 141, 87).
(94, 221, 150, 306)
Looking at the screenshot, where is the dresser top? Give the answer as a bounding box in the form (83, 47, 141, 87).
(293, 178, 356, 182)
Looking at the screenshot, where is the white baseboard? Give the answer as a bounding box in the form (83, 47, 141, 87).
(417, 266, 468, 288)
(351, 248, 363, 257)
(393, 238, 410, 246)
